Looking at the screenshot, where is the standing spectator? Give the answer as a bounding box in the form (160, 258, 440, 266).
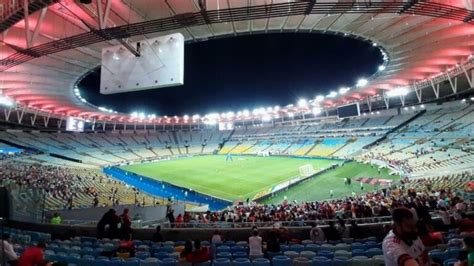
(455, 236, 474, 266)
(50, 212, 61, 225)
(17, 241, 47, 266)
(309, 223, 326, 243)
(249, 229, 263, 259)
(1, 234, 18, 265)
(266, 231, 281, 254)
(97, 209, 120, 239)
(382, 208, 430, 266)
(336, 218, 350, 239)
(437, 207, 451, 231)
(120, 208, 132, 239)
(152, 225, 164, 243)
(325, 221, 340, 241)
(167, 209, 175, 227)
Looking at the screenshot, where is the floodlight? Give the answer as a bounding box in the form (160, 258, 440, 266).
(386, 87, 409, 97)
(243, 110, 250, 117)
(262, 115, 272, 122)
(411, 106, 416, 110)
(274, 105, 280, 111)
(138, 112, 145, 119)
(356, 78, 368, 87)
(183, 115, 189, 120)
(131, 112, 138, 118)
(420, 105, 425, 108)
(315, 95, 325, 102)
(327, 91, 338, 98)
(372, 42, 377, 46)
(0, 95, 14, 107)
(298, 99, 308, 108)
(378, 65, 386, 71)
(192, 114, 200, 119)
(338, 87, 350, 95)
(312, 107, 322, 115)
(226, 112, 234, 118)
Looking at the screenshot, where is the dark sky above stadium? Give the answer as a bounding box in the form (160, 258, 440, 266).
(79, 33, 382, 116)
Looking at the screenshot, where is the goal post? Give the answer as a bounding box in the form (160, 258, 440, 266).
(299, 164, 315, 177)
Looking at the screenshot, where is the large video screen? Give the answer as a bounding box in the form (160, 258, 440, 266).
(337, 103, 360, 118)
(66, 117, 85, 132)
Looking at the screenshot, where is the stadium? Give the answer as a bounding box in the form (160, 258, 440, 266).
(0, 0, 473, 266)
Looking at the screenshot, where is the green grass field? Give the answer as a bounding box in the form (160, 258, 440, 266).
(121, 155, 338, 201)
(120, 155, 400, 203)
(262, 161, 399, 204)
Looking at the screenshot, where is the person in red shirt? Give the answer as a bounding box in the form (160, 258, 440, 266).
(120, 208, 132, 239)
(186, 240, 210, 264)
(17, 241, 48, 266)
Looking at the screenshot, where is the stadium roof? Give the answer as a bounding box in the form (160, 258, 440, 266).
(0, 0, 473, 124)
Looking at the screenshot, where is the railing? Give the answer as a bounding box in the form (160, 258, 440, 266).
(0, 0, 26, 22)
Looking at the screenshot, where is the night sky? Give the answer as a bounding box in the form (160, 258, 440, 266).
(79, 33, 382, 116)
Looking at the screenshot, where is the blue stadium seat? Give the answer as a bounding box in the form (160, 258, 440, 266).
(447, 247, 462, 259)
(365, 248, 383, 257)
(154, 251, 170, 260)
(310, 256, 331, 266)
(304, 244, 319, 252)
(232, 251, 248, 259)
(429, 250, 448, 262)
(272, 255, 292, 266)
(332, 257, 352, 266)
(213, 258, 232, 266)
(135, 251, 151, 260)
(233, 258, 252, 266)
(252, 258, 270, 266)
(159, 257, 177, 266)
(290, 244, 304, 253)
(216, 251, 232, 259)
(317, 250, 334, 259)
(443, 258, 458, 266)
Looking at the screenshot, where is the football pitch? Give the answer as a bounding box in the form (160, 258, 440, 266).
(120, 155, 400, 202)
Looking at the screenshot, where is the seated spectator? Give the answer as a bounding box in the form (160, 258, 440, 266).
(152, 225, 164, 242)
(309, 223, 326, 243)
(186, 240, 210, 264)
(249, 229, 263, 258)
(97, 209, 120, 239)
(1, 233, 18, 265)
(266, 231, 280, 254)
(211, 230, 223, 244)
(456, 236, 474, 266)
(383, 207, 431, 266)
(17, 241, 48, 266)
(179, 240, 193, 262)
(458, 213, 474, 233)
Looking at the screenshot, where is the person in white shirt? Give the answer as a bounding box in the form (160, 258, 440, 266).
(248, 229, 263, 259)
(309, 223, 326, 243)
(1, 233, 18, 264)
(211, 230, 223, 244)
(383, 208, 431, 266)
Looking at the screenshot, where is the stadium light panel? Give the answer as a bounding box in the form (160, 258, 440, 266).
(138, 112, 145, 119)
(243, 110, 250, 117)
(338, 87, 350, 95)
(262, 115, 272, 122)
(378, 65, 386, 71)
(386, 87, 409, 97)
(312, 107, 322, 115)
(420, 105, 425, 108)
(327, 91, 338, 98)
(411, 106, 416, 110)
(274, 106, 280, 111)
(372, 42, 377, 46)
(298, 99, 308, 108)
(80, 98, 87, 103)
(315, 95, 325, 102)
(183, 115, 189, 120)
(356, 78, 368, 87)
(192, 114, 200, 119)
(0, 95, 14, 107)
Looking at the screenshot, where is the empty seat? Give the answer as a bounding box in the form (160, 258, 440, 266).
(233, 251, 248, 259)
(214, 258, 231, 266)
(233, 258, 252, 266)
(293, 257, 311, 266)
(351, 256, 371, 266)
(310, 256, 331, 266)
(251, 258, 270, 266)
(332, 257, 352, 266)
(290, 244, 304, 253)
(159, 257, 177, 266)
(283, 251, 299, 259)
(216, 251, 232, 259)
(334, 250, 351, 259)
(299, 251, 316, 259)
(272, 256, 292, 266)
